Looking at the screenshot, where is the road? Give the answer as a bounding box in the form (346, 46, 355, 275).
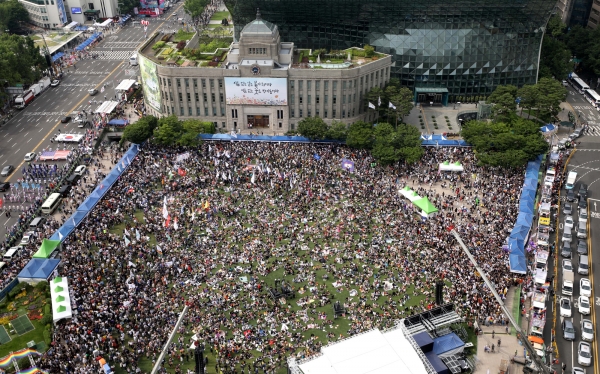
(554, 87, 600, 374)
(0, 3, 184, 243)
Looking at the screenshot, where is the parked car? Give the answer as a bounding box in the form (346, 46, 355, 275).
(571, 128, 583, 140)
(564, 202, 573, 215)
(581, 320, 594, 342)
(19, 231, 36, 246)
(579, 296, 591, 315)
(578, 342, 592, 366)
(580, 207, 589, 220)
(567, 189, 576, 202)
(50, 80, 60, 87)
(579, 198, 588, 210)
(578, 183, 588, 199)
(563, 259, 573, 273)
(578, 240, 588, 255)
(561, 241, 572, 258)
(573, 367, 586, 374)
(565, 215, 574, 229)
(563, 319, 576, 341)
(580, 278, 592, 297)
(560, 297, 572, 317)
(577, 225, 587, 239)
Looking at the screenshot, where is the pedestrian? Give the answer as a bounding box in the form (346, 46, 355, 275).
(492, 330, 495, 339)
(498, 338, 501, 347)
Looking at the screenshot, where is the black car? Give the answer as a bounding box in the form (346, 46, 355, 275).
(0, 182, 9, 192)
(578, 183, 588, 200)
(564, 202, 573, 215)
(561, 241, 572, 258)
(61, 116, 71, 123)
(567, 189, 576, 202)
(578, 198, 587, 209)
(578, 240, 588, 255)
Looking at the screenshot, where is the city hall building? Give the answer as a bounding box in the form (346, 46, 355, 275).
(138, 11, 392, 134)
(227, 0, 557, 100)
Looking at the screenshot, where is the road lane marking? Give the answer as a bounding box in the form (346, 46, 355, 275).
(27, 138, 31, 143)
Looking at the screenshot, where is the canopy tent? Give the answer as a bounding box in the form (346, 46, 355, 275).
(432, 333, 465, 359)
(509, 253, 527, 274)
(93, 19, 113, 28)
(412, 197, 439, 215)
(510, 224, 531, 241)
(438, 161, 464, 172)
(540, 124, 557, 135)
(50, 276, 72, 322)
(51, 52, 64, 62)
(64, 21, 79, 30)
(18, 258, 60, 283)
(516, 212, 534, 228)
(32, 239, 61, 259)
(398, 186, 422, 202)
(507, 237, 525, 255)
(50, 144, 141, 242)
(107, 118, 129, 126)
(75, 32, 102, 51)
(95, 101, 119, 114)
(115, 79, 137, 91)
(518, 199, 535, 215)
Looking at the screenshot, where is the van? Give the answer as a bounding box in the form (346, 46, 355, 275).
(58, 184, 72, 197)
(0, 261, 6, 271)
(578, 254, 589, 275)
(129, 53, 138, 66)
(3, 246, 22, 261)
(41, 193, 62, 215)
(29, 217, 46, 230)
(566, 171, 578, 190)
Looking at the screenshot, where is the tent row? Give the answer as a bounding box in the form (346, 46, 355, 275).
(398, 186, 439, 217)
(75, 32, 103, 51)
(509, 155, 544, 274)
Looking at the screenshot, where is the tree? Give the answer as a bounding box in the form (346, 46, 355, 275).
(364, 44, 375, 57)
(517, 84, 539, 118)
(0, 0, 29, 33)
(326, 120, 347, 141)
(535, 77, 567, 119)
(392, 123, 423, 164)
(118, 0, 138, 15)
(297, 116, 328, 140)
(490, 92, 517, 119)
(153, 115, 183, 145)
(371, 123, 399, 165)
(388, 86, 414, 122)
(566, 25, 591, 62)
(183, 0, 210, 30)
(0, 34, 46, 90)
(539, 36, 571, 80)
(346, 121, 373, 149)
(182, 119, 214, 134)
(487, 85, 518, 104)
(122, 115, 157, 144)
(546, 15, 566, 38)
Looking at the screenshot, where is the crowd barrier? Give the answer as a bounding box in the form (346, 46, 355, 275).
(508, 154, 544, 274)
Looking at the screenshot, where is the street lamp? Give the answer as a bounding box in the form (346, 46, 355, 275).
(40, 33, 55, 77)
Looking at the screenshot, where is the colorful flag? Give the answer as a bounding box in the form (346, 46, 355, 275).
(173, 217, 179, 230)
(178, 168, 186, 177)
(162, 196, 168, 219)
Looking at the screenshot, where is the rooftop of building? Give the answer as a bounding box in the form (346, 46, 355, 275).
(240, 9, 277, 36)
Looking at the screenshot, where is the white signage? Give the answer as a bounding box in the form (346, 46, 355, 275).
(224, 77, 287, 106)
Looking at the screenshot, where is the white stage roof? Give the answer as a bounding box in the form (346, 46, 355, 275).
(95, 100, 119, 114)
(116, 79, 137, 91)
(50, 276, 72, 322)
(298, 329, 428, 374)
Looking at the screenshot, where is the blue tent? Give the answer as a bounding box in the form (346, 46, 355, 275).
(519, 199, 534, 214)
(509, 254, 527, 274)
(516, 212, 534, 227)
(108, 119, 128, 126)
(523, 178, 538, 190)
(520, 188, 537, 203)
(18, 258, 60, 281)
(510, 224, 530, 241)
(433, 333, 465, 357)
(52, 52, 64, 62)
(507, 237, 525, 255)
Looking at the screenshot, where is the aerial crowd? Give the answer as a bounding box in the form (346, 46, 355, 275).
(38, 142, 527, 374)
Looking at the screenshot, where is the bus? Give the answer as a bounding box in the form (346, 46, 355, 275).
(570, 72, 580, 81)
(584, 89, 600, 107)
(572, 78, 590, 93)
(566, 171, 578, 190)
(41, 193, 62, 214)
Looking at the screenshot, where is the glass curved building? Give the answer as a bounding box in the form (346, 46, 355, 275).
(226, 0, 556, 100)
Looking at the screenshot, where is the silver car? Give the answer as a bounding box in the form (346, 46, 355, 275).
(581, 319, 594, 342)
(578, 341, 592, 366)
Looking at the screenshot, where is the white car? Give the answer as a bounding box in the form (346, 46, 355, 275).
(74, 165, 86, 176)
(563, 259, 573, 273)
(573, 367, 587, 374)
(24, 152, 36, 162)
(19, 231, 36, 245)
(578, 341, 592, 366)
(581, 319, 594, 342)
(565, 215, 574, 230)
(580, 278, 592, 297)
(579, 296, 591, 315)
(560, 297, 572, 317)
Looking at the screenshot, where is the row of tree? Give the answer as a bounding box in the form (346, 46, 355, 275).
(122, 115, 215, 146)
(0, 0, 29, 34)
(0, 33, 47, 101)
(297, 116, 423, 165)
(363, 78, 414, 123)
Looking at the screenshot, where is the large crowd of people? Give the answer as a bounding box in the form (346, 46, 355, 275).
(38, 142, 528, 374)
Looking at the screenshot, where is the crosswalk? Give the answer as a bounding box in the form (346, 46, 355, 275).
(102, 41, 141, 49)
(93, 51, 136, 60)
(582, 126, 600, 136)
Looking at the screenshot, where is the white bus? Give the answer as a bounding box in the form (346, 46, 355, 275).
(584, 89, 600, 107)
(572, 78, 590, 93)
(565, 171, 578, 190)
(129, 53, 138, 66)
(41, 193, 62, 214)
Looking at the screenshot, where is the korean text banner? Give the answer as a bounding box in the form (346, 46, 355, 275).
(139, 54, 162, 113)
(225, 78, 287, 106)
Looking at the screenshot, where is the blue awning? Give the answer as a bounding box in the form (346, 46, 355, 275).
(52, 52, 64, 62)
(108, 119, 129, 125)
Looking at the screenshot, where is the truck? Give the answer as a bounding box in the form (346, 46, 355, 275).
(562, 271, 574, 296)
(38, 77, 51, 91)
(14, 90, 34, 109)
(29, 84, 42, 96)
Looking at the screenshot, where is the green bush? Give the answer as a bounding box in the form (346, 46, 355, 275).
(351, 49, 366, 57)
(43, 328, 52, 344)
(40, 313, 52, 326)
(152, 41, 166, 50)
(8, 282, 27, 299)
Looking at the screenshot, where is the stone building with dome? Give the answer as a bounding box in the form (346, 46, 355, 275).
(138, 9, 392, 134)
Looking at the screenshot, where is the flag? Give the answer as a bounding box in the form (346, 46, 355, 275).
(135, 229, 140, 241)
(125, 236, 131, 246)
(174, 217, 179, 230)
(124, 228, 130, 237)
(389, 102, 396, 110)
(378, 96, 381, 106)
(101, 86, 105, 93)
(178, 168, 186, 177)
(313, 154, 321, 161)
(165, 215, 171, 227)
(128, 261, 136, 267)
(368, 102, 376, 109)
(163, 196, 168, 219)
(191, 211, 196, 221)
(156, 245, 163, 254)
(251, 171, 256, 184)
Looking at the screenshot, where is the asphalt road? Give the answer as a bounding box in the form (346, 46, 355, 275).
(554, 87, 600, 373)
(0, 2, 184, 242)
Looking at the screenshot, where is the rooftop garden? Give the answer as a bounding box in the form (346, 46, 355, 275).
(149, 30, 232, 67)
(297, 45, 387, 65)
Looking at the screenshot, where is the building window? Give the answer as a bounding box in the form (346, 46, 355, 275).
(291, 109, 295, 117)
(178, 93, 183, 101)
(290, 94, 294, 104)
(298, 80, 303, 90)
(342, 95, 346, 104)
(187, 93, 191, 102)
(211, 93, 215, 102)
(307, 109, 311, 117)
(234, 121, 237, 128)
(324, 81, 329, 91)
(184, 78, 189, 87)
(279, 122, 282, 128)
(168, 79, 172, 87)
(307, 95, 311, 104)
(166, 106, 170, 114)
(232, 109, 238, 118)
(189, 107, 192, 116)
(203, 93, 207, 102)
(213, 107, 217, 116)
(248, 47, 266, 54)
(180, 107, 184, 115)
(220, 93, 224, 103)
(342, 109, 346, 118)
(193, 79, 197, 88)
(210, 79, 214, 88)
(342, 81, 346, 89)
(332, 109, 336, 118)
(197, 107, 201, 115)
(222, 122, 226, 128)
(177, 79, 181, 87)
(218, 79, 223, 88)
(333, 95, 337, 104)
(291, 123, 295, 130)
(352, 108, 355, 117)
(195, 93, 199, 102)
(316, 81, 320, 91)
(299, 96, 303, 104)
(205, 108, 209, 116)
(333, 81, 337, 91)
(290, 80, 295, 89)
(169, 92, 173, 101)
(316, 95, 320, 104)
(316, 108, 320, 116)
(221, 107, 225, 116)
(299, 109, 303, 117)
(324, 95, 328, 104)
(202, 79, 206, 88)
(307, 80, 311, 90)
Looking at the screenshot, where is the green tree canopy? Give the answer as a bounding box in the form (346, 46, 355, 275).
(0, 34, 46, 91)
(535, 77, 567, 119)
(461, 117, 548, 168)
(539, 36, 571, 80)
(153, 115, 183, 146)
(326, 120, 348, 141)
(547, 15, 566, 38)
(122, 115, 157, 144)
(297, 116, 329, 140)
(346, 121, 374, 149)
(184, 0, 210, 30)
(0, 0, 29, 33)
(370, 123, 423, 165)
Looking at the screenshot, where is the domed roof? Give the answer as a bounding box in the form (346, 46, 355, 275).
(241, 8, 277, 36)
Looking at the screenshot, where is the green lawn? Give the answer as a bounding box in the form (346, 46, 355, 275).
(173, 31, 195, 42)
(210, 11, 230, 21)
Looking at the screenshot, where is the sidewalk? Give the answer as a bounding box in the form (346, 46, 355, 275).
(405, 103, 479, 136)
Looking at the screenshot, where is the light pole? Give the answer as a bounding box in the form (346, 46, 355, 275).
(40, 32, 55, 77)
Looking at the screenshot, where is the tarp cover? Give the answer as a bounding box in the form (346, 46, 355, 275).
(18, 258, 60, 281)
(413, 197, 439, 214)
(94, 101, 119, 114)
(433, 333, 465, 359)
(32, 239, 60, 258)
(50, 276, 72, 322)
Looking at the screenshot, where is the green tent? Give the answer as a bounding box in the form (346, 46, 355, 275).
(54, 286, 64, 293)
(443, 161, 450, 165)
(55, 295, 65, 302)
(412, 197, 439, 214)
(53, 277, 62, 283)
(454, 161, 462, 166)
(402, 186, 411, 191)
(32, 239, 60, 259)
(56, 305, 67, 313)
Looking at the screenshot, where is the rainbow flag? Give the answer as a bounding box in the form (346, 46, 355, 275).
(0, 349, 41, 368)
(17, 368, 49, 374)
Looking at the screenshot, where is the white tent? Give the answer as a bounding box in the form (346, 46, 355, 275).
(398, 186, 422, 202)
(115, 79, 137, 91)
(438, 161, 464, 172)
(50, 276, 72, 323)
(64, 21, 79, 30)
(95, 101, 119, 114)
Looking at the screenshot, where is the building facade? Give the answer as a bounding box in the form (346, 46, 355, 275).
(587, 0, 600, 28)
(140, 12, 392, 134)
(226, 0, 556, 99)
(19, 0, 117, 29)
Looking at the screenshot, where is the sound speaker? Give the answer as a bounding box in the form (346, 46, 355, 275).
(194, 342, 205, 374)
(435, 280, 444, 305)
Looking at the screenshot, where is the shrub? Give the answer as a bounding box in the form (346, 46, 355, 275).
(43, 328, 52, 344)
(152, 41, 166, 50)
(8, 282, 27, 299)
(40, 313, 52, 326)
(444, 116, 448, 119)
(176, 41, 186, 51)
